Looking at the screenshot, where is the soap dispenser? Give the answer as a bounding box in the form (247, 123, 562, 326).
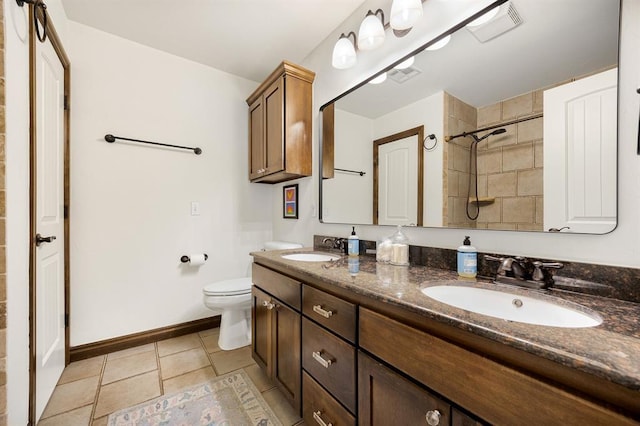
(457, 236, 477, 278)
(348, 226, 359, 256)
(389, 225, 409, 266)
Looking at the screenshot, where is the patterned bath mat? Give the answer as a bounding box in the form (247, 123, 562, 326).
(107, 370, 283, 426)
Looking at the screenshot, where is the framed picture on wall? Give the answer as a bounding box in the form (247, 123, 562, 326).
(283, 184, 298, 219)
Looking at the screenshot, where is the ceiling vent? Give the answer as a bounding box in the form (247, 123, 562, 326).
(388, 66, 422, 84)
(466, 1, 523, 43)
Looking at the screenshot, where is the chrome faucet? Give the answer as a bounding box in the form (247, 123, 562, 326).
(485, 255, 563, 289)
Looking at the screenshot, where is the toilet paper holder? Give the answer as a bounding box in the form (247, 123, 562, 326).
(180, 254, 208, 263)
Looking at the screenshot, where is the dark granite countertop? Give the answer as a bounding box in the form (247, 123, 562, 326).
(251, 249, 640, 393)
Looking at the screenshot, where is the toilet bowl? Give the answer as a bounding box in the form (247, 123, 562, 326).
(202, 241, 302, 350)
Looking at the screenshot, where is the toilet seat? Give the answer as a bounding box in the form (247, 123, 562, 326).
(203, 277, 252, 296)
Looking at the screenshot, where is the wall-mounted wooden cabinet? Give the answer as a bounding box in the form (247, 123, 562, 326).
(246, 61, 315, 183)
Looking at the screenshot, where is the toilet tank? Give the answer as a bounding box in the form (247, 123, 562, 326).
(263, 241, 303, 251)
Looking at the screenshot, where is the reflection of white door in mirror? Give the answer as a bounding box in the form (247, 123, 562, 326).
(544, 68, 617, 234)
(377, 136, 419, 226)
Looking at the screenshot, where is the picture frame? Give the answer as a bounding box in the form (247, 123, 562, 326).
(283, 184, 298, 219)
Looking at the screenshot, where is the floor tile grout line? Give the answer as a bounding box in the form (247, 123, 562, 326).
(200, 331, 221, 376)
(154, 341, 165, 396)
(89, 354, 108, 422)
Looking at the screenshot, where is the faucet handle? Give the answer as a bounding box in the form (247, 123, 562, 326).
(531, 261, 564, 285)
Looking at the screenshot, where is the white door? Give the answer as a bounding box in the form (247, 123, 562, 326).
(378, 136, 418, 226)
(543, 68, 617, 233)
(35, 34, 66, 421)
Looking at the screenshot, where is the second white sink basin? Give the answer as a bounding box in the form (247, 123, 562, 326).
(281, 253, 341, 262)
(421, 285, 602, 328)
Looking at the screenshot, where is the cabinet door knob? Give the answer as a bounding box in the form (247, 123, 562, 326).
(312, 350, 333, 368)
(312, 304, 333, 319)
(312, 410, 333, 426)
(262, 300, 275, 310)
(425, 410, 441, 425)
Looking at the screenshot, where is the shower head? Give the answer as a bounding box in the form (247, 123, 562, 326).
(470, 128, 506, 144)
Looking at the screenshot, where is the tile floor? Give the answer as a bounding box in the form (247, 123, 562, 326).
(38, 328, 304, 425)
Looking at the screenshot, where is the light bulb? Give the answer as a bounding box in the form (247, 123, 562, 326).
(426, 35, 451, 51)
(369, 73, 387, 84)
(466, 6, 499, 27)
(332, 35, 357, 69)
(394, 56, 415, 70)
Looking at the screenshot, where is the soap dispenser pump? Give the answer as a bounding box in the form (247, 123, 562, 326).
(348, 226, 359, 256)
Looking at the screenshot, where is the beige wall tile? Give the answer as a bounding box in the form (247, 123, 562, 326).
(518, 169, 543, 196)
(453, 144, 470, 173)
(536, 196, 544, 225)
(517, 223, 543, 231)
(477, 174, 487, 198)
(533, 89, 544, 113)
(487, 222, 517, 230)
(502, 143, 533, 172)
(453, 97, 477, 126)
(477, 102, 501, 127)
(534, 141, 544, 168)
(477, 199, 502, 223)
(502, 93, 533, 119)
(502, 197, 535, 223)
(448, 170, 459, 197)
(517, 117, 543, 143)
(458, 172, 470, 198)
(477, 149, 502, 174)
(488, 172, 517, 197)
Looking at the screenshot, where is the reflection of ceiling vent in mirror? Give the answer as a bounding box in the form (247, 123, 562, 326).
(467, 1, 523, 43)
(388, 66, 422, 84)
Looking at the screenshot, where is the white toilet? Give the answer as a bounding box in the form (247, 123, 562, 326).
(203, 241, 302, 350)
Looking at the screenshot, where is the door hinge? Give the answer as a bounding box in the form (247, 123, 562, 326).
(63, 95, 69, 110)
(64, 313, 69, 327)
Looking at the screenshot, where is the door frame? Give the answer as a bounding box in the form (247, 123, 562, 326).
(372, 126, 424, 226)
(28, 5, 71, 424)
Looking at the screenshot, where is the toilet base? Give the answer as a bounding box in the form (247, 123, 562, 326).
(218, 308, 251, 350)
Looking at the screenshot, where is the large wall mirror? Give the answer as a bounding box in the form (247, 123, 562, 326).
(320, 0, 619, 234)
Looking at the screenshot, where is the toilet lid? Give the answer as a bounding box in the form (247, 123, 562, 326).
(203, 277, 253, 296)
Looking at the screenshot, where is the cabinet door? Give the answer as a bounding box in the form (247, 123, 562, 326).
(273, 299, 301, 413)
(358, 352, 450, 426)
(251, 287, 273, 375)
(263, 77, 285, 175)
(452, 408, 488, 426)
(248, 96, 265, 180)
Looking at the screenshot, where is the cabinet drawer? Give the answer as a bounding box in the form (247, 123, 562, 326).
(302, 318, 356, 413)
(252, 263, 301, 310)
(303, 372, 355, 426)
(302, 285, 357, 343)
(359, 308, 636, 425)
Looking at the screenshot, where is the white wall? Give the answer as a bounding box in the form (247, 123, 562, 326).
(323, 109, 373, 223)
(67, 21, 273, 345)
(274, 0, 640, 268)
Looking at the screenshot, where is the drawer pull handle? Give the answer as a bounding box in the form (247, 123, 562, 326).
(312, 351, 333, 368)
(313, 410, 333, 426)
(313, 305, 333, 318)
(425, 409, 441, 426)
(262, 300, 275, 310)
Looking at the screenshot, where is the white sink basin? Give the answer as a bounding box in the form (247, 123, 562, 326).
(281, 253, 341, 262)
(421, 285, 602, 328)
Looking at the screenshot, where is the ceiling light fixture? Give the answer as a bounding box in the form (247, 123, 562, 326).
(466, 5, 500, 27)
(426, 34, 451, 51)
(369, 72, 388, 85)
(358, 9, 386, 51)
(332, 32, 358, 69)
(394, 56, 415, 70)
(390, 0, 423, 30)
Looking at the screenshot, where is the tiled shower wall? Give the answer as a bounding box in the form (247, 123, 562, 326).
(444, 89, 544, 231)
(0, 0, 7, 421)
(475, 91, 544, 231)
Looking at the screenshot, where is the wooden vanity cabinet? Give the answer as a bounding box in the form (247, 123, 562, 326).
(246, 61, 315, 183)
(251, 264, 302, 413)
